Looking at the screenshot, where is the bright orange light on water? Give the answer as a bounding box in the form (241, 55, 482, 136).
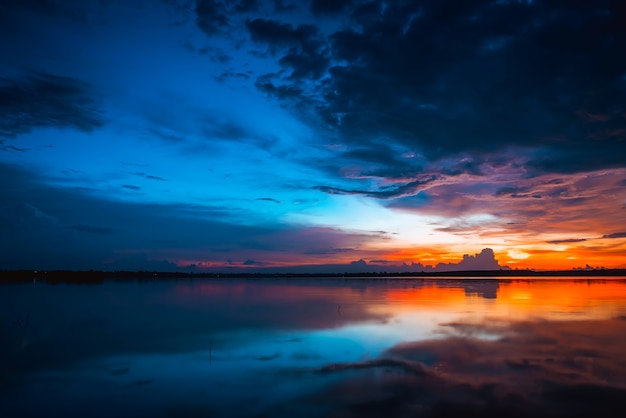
(382, 279, 626, 320)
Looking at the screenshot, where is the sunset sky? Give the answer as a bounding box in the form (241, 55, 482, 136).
(1, 0, 625, 271)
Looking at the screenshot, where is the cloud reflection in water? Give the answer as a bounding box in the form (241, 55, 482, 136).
(317, 317, 626, 418)
(1, 278, 625, 417)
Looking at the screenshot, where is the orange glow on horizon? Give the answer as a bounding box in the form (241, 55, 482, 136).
(172, 242, 626, 271)
(377, 240, 626, 271)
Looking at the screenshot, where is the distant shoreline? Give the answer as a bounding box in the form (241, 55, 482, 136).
(1, 269, 626, 284)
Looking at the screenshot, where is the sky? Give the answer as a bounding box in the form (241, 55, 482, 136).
(0, 0, 625, 272)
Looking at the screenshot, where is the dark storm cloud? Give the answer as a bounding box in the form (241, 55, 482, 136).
(251, 0, 626, 179)
(235, 0, 259, 13)
(246, 18, 330, 79)
(603, 232, 626, 239)
(0, 73, 103, 138)
(310, 0, 353, 16)
(343, 146, 404, 166)
(246, 18, 314, 46)
(192, 0, 273, 36)
(254, 76, 304, 100)
(194, 0, 229, 35)
(273, 0, 296, 13)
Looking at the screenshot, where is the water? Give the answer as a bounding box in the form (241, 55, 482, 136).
(2, 278, 626, 417)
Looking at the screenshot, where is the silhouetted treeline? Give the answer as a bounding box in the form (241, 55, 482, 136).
(0, 269, 106, 284)
(1, 268, 625, 283)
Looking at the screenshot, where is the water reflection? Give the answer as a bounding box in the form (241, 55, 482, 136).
(1, 278, 626, 417)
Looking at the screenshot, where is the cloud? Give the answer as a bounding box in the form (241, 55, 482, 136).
(2, 1, 624, 273)
(246, 18, 330, 80)
(0, 72, 103, 138)
(141, 99, 280, 152)
(249, 1, 625, 180)
(0, 141, 28, 152)
(314, 174, 440, 199)
(255, 197, 280, 203)
(494, 185, 530, 197)
(204, 120, 252, 141)
(406, 248, 508, 273)
(310, 0, 353, 16)
(0, 163, 260, 269)
(437, 248, 503, 271)
(234, 0, 259, 13)
(214, 70, 252, 83)
(194, 0, 229, 35)
(133, 172, 167, 181)
(547, 238, 588, 244)
(369, 259, 394, 265)
(246, 18, 315, 49)
(227, 248, 509, 274)
(0, 202, 59, 232)
(303, 247, 353, 255)
(603, 232, 626, 239)
(386, 169, 626, 253)
(273, 0, 296, 13)
(0, 163, 392, 271)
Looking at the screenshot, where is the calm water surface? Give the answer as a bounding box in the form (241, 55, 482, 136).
(2, 278, 626, 417)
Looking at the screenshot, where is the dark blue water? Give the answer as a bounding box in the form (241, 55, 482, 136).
(2, 278, 626, 417)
